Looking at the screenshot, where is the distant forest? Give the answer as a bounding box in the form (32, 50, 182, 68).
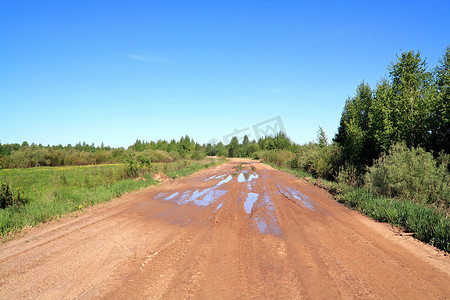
(1, 46, 449, 178)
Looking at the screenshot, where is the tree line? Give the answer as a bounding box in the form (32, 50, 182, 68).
(335, 47, 449, 171)
(1, 46, 448, 176)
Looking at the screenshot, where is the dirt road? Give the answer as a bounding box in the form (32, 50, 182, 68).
(1, 159, 449, 299)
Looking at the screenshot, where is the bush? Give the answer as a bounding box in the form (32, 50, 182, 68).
(364, 143, 450, 209)
(336, 164, 362, 187)
(0, 182, 25, 209)
(190, 150, 206, 161)
(148, 150, 173, 163)
(125, 155, 140, 178)
(289, 143, 342, 180)
(257, 150, 295, 168)
(309, 144, 341, 180)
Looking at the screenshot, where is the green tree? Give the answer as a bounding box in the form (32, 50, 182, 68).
(334, 81, 374, 167)
(369, 78, 396, 153)
(389, 50, 433, 148)
(317, 126, 328, 148)
(242, 135, 250, 146)
(228, 136, 240, 157)
(273, 132, 291, 150)
(215, 142, 227, 157)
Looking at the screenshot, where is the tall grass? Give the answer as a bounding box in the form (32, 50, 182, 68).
(0, 158, 223, 238)
(341, 188, 449, 252)
(264, 162, 450, 253)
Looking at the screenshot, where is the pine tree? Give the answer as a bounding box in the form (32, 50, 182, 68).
(317, 126, 328, 148)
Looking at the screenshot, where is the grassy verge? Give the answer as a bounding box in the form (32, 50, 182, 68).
(262, 161, 450, 253)
(0, 158, 225, 238)
(166, 158, 225, 178)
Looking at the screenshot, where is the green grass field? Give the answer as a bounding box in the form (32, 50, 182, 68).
(0, 158, 223, 238)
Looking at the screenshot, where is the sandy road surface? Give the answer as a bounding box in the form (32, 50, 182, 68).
(1, 159, 449, 299)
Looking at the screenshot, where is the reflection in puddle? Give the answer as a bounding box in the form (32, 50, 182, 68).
(203, 175, 217, 182)
(255, 216, 268, 233)
(155, 192, 167, 199)
(203, 174, 227, 182)
(213, 203, 223, 213)
(161, 170, 236, 208)
(165, 192, 179, 200)
(252, 192, 281, 235)
(178, 190, 192, 203)
(244, 192, 259, 214)
(162, 176, 230, 208)
(263, 192, 274, 211)
(276, 185, 314, 210)
(217, 175, 232, 186)
(238, 172, 259, 183)
(194, 190, 227, 207)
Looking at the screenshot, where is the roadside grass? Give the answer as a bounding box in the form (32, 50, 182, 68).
(165, 159, 223, 178)
(0, 158, 224, 238)
(262, 161, 450, 253)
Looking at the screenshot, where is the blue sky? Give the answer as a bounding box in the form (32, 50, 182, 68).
(1, 0, 449, 148)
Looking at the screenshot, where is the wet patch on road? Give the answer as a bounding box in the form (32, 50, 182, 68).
(251, 191, 281, 235)
(276, 184, 315, 210)
(155, 192, 167, 199)
(244, 193, 259, 214)
(213, 203, 223, 213)
(237, 172, 259, 183)
(165, 192, 179, 200)
(154, 168, 283, 236)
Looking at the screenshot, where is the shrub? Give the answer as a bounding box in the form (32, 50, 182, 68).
(336, 164, 362, 187)
(149, 150, 173, 163)
(190, 150, 206, 161)
(290, 143, 342, 180)
(310, 144, 341, 180)
(0, 182, 25, 209)
(125, 155, 140, 178)
(257, 150, 295, 168)
(364, 143, 450, 209)
(0, 183, 13, 209)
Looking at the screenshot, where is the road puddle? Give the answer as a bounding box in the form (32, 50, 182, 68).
(255, 216, 268, 233)
(244, 192, 259, 214)
(217, 175, 233, 186)
(213, 203, 223, 213)
(155, 192, 167, 199)
(171, 188, 228, 207)
(255, 217, 267, 233)
(177, 190, 192, 204)
(197, 190, 228, 206)
(203, 174, 227, 182)
(154, 169, 283, 236)
(238, 172, 259, 183)
(263, 192, 275, 212)
(253, 192, 281, 234)
(276, 184, 314, 210)
(165, 192, 179, 200)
